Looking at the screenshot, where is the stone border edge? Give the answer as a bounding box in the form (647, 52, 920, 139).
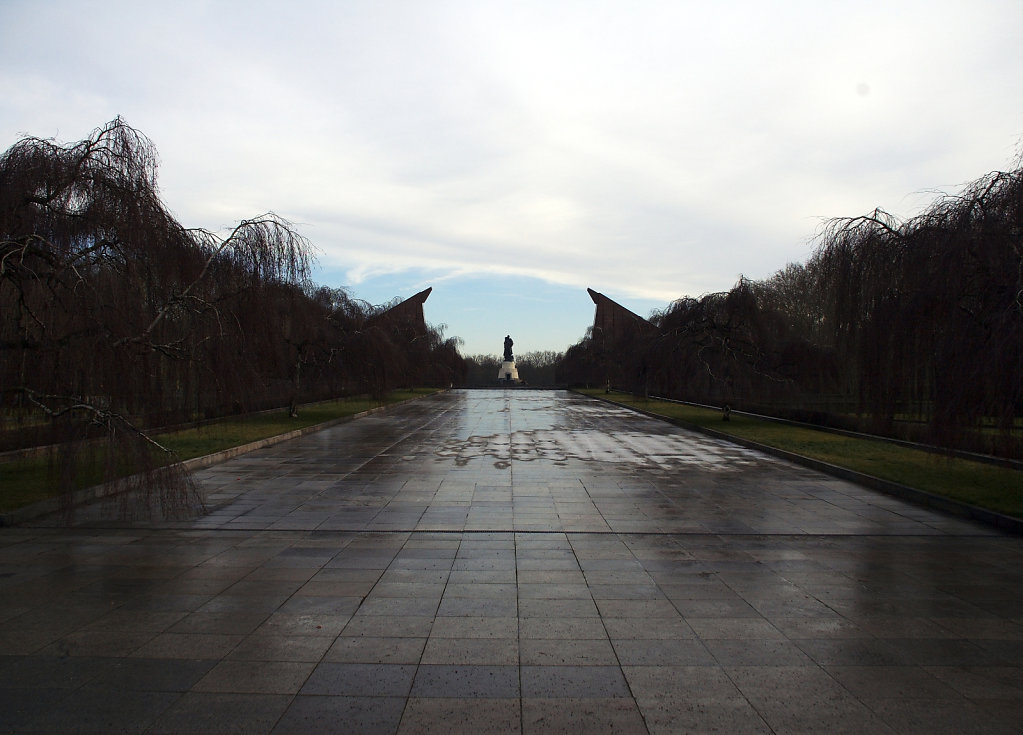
(580, 391, 1023, 536)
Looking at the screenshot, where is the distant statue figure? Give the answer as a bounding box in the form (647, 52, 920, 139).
(503, 335, 514, 362)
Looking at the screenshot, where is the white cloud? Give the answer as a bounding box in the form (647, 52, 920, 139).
(2, 0, 1022, 352)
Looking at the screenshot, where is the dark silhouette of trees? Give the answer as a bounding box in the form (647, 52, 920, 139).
(1, 119, 468, 518)
(807, 166, 1023, 450)
(642, 278, 818, 406)
(464, 354, 502, 385)
(556, 329, 600, 389)
(516, 350, 564, 385)
(463, 350, 564, 386)
(420, 326, 467, 388)
(559, 158, 1023, 457)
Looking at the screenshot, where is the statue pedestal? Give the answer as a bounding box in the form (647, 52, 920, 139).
(497, 361, 520, 383)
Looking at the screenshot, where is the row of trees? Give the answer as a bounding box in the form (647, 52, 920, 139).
(0, 119, 464, 515)
(559, 159, 1023, 457)
(463, 350, 564, 386)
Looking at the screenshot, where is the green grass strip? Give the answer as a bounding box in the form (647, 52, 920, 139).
(0, 389, 438, 513)
(579, 389, 1023, 519)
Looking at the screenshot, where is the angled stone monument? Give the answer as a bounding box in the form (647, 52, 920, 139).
(498, 335, 520, 383)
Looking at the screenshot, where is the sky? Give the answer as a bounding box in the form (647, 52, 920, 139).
(2, 0, 1022, 357)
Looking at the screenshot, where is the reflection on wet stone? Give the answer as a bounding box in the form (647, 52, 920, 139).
(3, 390, 1022, 734)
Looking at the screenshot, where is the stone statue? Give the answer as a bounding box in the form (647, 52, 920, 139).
(498, 335, 520, 382)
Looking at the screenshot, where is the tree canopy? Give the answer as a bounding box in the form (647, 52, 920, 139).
(558, 159, 1023, 457)
(1, 119, 465, 518)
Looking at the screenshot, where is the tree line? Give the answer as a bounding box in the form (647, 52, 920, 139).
(558, 157, 1023, 458)
(463, 350, 564, 386)
(0, 119, 464, 513)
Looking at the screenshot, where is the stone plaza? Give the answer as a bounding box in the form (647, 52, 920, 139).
(1, 389, 1021, 733)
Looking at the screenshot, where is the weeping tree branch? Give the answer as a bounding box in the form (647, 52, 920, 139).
(118, 214, 313, 349)
(14, 387, 175, 456)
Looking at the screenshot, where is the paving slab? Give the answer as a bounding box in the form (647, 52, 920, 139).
(2, 388, 1022, 733)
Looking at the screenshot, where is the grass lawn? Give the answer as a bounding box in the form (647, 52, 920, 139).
(580, 389, 1023, 519)
(0, 389, 437, 513)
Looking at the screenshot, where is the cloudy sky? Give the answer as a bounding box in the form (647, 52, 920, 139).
(2, 0, 1022, 356)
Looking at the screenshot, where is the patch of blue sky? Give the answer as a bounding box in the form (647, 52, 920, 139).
(312, 265, 664, 357)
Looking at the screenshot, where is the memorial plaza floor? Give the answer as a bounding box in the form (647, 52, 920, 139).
(1, 389, 1022, 733)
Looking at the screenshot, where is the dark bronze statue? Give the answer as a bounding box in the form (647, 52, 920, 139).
(503, 335, 514, 362)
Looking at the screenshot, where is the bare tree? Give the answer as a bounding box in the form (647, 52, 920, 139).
(561, 156, 1022, 456)
(0, 119, 314, 519)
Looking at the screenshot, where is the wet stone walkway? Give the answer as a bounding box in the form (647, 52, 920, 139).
(1, 389, 1022, 733)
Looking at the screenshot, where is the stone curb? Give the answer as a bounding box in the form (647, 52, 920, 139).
(0, 394, 430, 527)
(583, 392, 1023, 536)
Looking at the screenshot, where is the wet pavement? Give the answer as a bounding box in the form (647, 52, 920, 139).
(1, 389, 1022, 733)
